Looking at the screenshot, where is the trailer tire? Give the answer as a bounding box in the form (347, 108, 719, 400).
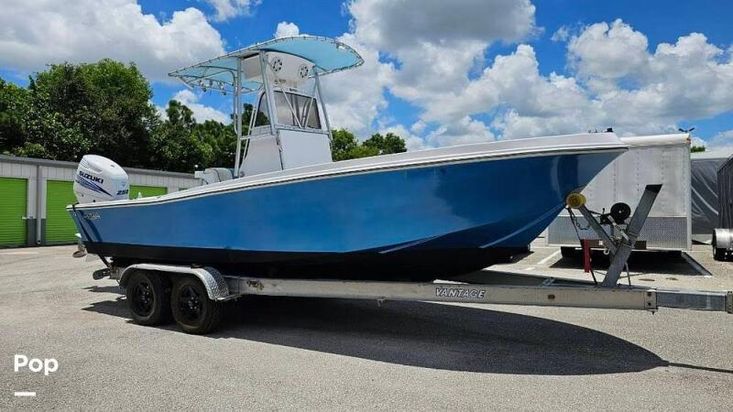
(171, 277, 222, 335)
(125, 271, 171, 326)
(713, 231, 728, 261)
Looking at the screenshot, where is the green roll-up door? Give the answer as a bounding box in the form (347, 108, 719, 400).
(45, 180, 78, 244)
(0, 177, 27, 247)
(129, 185, 167, 199)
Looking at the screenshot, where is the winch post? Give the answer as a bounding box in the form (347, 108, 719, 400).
(600, 184, 662, 287)
(576, 207, 618, 255)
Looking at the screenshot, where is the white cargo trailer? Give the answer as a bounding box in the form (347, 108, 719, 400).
(547, 133, 691, 254)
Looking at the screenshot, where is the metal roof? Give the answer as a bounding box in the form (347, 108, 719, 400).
(0, 154, 198, 179)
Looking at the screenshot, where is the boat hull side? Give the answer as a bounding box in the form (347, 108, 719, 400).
(70, 149, 621, 277)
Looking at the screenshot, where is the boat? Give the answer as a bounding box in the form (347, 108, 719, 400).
(68, 35, 628, 281)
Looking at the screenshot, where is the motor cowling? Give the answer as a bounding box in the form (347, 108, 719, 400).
(73, 155, 129, 203)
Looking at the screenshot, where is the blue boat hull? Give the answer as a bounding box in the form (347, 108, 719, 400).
(70, 150, 620, 279)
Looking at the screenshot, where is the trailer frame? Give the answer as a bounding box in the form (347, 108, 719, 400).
(108, 262, 731, 311)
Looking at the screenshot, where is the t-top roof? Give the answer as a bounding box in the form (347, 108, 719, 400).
(169, 35, 363, 93)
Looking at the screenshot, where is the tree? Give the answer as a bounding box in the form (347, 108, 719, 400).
(0, 77, 29, 154)
(150, 100, 213, 172)
(1, 60, 409, 171)
(195, 120, 236, 168)
(330, 129, 360, 161)
(19, 60, 157, 165)
(345, 144, 379, 159)
(690, 145, 706, 153)
(363, 132, 407, 155)
(330, 129, 407, 161)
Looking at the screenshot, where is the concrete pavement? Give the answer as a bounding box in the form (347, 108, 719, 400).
(0, 245, 731, 410)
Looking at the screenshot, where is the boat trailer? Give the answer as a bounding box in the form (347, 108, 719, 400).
(89, 185, 732, 334)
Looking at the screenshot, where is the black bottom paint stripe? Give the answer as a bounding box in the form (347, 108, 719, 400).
(87, 242, 526, 281)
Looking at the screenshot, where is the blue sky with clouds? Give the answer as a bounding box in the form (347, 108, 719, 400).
(2, 0, 732, 149)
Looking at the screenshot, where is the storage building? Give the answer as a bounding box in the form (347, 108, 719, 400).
(0, 155, 200, 247)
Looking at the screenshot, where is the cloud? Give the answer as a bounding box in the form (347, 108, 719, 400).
(348, 0, 537, 108)
(707, 129, 733, 151)
(0, 0, 225, 82)
(274, 21, 300, 38)
(381, 14, 733, 144)
(713, 129, 733, 141)
(321, 32, 395, 138)
(572, 26, 733, 129)
(331, 2, 733, 148)
(4, 0, 730, 150)
(425, 117, 495, 147)
(348, 0, 536, 51)
(551, 26, 570, 42)
(568, 19, 649, 82)
(417, 44, 595, 139)
(170, 89, 231, 124)
(321, 0, 535, 140)
(410, 120, 427, 135)
(203, 0, 260, 22)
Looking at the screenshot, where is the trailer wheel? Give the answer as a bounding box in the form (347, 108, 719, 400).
(126, 271, 171, 326)
(713, 231, 727, 261)
(171, 277, 222, 335)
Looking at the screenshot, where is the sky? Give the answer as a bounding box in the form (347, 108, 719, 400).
(1, 0, 733, 151)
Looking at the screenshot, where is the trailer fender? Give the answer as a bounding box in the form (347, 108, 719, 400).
(119, 264, 231, 301)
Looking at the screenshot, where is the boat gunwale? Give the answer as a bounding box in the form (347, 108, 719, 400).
(70, 144, 626, 210)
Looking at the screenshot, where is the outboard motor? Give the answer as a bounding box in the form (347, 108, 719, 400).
(73, 155, 129, 203)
